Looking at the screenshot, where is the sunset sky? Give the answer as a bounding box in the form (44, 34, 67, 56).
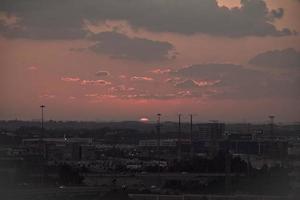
(1, 0, 299, 122)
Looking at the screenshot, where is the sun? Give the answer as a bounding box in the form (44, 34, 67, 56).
(139, 117, 149, 122)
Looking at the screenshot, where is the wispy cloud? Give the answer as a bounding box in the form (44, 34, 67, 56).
(109, 85, 135, 92)
(85, 93, 99, 97)
(150, 68, 171, 74)
(87, 94, 117, 104)
(130, 76, 154, 81)
(39, 94, 56, 99)
(80, 79, 111, 86)
(61, 77, 81, 82)
(175, 80, 204, 89)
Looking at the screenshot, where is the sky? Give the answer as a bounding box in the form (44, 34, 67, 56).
(0, 0, 300, 123)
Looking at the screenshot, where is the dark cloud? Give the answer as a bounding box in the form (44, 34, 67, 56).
(171, 64, 244, 80)
(123, 0, 292, 37)
(249, 48, 300, 68)
(172, 63, 300, 99)
(0, 0, 293, 39)
(0, 23, 86, 40)
(0, 1, 86, 40)
(95, 71, 110, 77)
(270, 8, 284, 19)
(88, 31, 176, 61)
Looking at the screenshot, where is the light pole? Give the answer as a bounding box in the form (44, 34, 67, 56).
(40, 105, 45, 131)
(156, 113, 161, 188)
(190, 114, 194, 158)
(178, 113, 182, 161)
(39, 104, 46, 184)
(40, 105, 47, 159)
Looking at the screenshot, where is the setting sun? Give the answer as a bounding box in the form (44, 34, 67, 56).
(139, 117, 149, 122)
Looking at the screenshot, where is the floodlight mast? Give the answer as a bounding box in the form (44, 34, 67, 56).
(156, 113, 161, 188)
(40, 105, 45, 131)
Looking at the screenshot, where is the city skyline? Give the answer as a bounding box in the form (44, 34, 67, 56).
(1, 0, 300, 122)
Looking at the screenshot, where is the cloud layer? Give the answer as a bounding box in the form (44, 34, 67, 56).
(171, 63, 299, 99)
(88, 31, 176, 61)
(249, 48, 300, 68)
(0, 0, 293, 39)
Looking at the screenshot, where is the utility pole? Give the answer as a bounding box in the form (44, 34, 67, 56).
(177, 114, 182, 161)
(190, 114, 194, 158)
(39, 105, 46, 185)
(40, 105, 46, 158)
(40, 105, 45, 131)
(156, 113, 161, 188)
(225, 138, 232, 194)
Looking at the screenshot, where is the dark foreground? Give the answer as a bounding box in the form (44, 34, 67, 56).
(0, 187, 296, 200)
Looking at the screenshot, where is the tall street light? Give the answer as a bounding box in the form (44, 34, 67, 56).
(40, 105, 46, 159)
(190, 114, 193, 158)
(40, 105, 45, 131)
(156, 113, 161, 188)
(39, 104, 46, 184)
(178, 113, 182, 161)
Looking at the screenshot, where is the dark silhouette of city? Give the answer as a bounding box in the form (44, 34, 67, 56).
(0, 117, 299, 200)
